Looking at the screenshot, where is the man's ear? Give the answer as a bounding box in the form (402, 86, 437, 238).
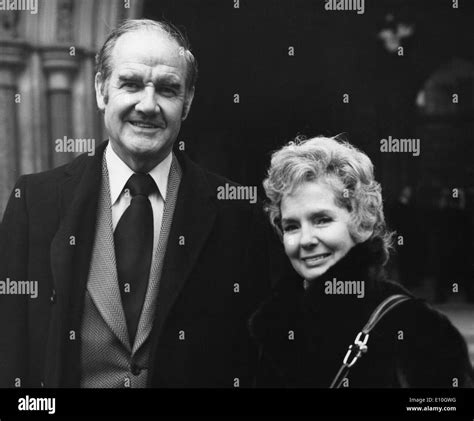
(181, 86, 195, 121)
(95, 72, 106, 111)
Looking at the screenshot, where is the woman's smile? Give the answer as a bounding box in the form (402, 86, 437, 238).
(301, 252, 332, 267)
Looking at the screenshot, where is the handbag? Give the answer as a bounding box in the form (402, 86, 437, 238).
(329, 293, 411, 388)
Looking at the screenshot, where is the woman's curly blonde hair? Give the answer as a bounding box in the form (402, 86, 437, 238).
(263, 135, 394, 264)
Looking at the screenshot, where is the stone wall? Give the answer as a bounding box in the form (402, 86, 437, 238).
(0, 0, 144, 216)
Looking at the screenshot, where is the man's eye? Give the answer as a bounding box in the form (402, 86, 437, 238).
(160, 87, 176, 96)
(122, 82, 140, 89)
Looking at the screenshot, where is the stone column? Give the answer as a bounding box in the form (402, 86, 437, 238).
(42, 47, 80, 168)
(0, 39, 27, 216)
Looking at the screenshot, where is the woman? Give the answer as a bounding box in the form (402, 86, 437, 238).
(249, 136, 473, 388)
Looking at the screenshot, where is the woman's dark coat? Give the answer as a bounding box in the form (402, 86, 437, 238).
(249, 238, 474, 388)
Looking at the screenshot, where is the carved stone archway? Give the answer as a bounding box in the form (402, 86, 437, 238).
(0, 0, 145, 215)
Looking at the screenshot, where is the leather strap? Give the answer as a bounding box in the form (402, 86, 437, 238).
(329, 294, 411, 388)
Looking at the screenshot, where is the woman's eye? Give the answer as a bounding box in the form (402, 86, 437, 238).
(315, 217, 331, 225)
(282, 225, 297, 233)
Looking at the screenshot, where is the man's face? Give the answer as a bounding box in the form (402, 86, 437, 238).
(95, 29, 194, 167)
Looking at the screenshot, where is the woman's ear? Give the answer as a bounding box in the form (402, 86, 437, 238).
(350, 220, 373, 244)
(357, 228, 373, 243)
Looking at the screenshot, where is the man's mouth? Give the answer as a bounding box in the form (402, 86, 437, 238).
(129, 121, 162, 129)
(301, 253, 331, 265)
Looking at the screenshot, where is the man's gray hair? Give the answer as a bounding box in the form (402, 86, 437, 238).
(95, 19, 198, 92)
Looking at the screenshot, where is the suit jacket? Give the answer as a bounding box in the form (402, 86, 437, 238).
(249, 238, 474, 388)
(79, 152, 182, 387)
(0, 140, 290, 388)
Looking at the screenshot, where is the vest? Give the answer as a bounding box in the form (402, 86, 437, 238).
(80, 152, 182, 387)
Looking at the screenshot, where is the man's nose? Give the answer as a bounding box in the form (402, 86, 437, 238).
(300, 225, 318, 248)
(135, 87, 160, 115)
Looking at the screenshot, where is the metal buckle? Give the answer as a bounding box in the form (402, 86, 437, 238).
(343, 332, 369, 368)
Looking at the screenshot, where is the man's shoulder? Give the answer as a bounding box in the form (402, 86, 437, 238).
(18, 152, 90, 189)
(201, 167, 240, 191)
(178, 152, 263, 212)
(178, 152, 239, 188)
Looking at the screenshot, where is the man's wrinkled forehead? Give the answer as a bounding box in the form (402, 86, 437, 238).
(109, 29, 187, 76)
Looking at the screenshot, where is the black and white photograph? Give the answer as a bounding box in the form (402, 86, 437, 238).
(0, 0, 473, 418)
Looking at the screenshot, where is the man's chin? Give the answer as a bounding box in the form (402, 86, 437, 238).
(111, 137, 173, 168)
(123, 137, 169, 156)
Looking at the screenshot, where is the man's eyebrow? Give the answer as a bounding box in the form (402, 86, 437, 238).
(117, 73, 183, 88)
(117, 73, 142, 81)
(154, 75, 183, 87)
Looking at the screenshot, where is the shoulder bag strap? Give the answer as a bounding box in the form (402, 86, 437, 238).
(329, 294, 411, 388)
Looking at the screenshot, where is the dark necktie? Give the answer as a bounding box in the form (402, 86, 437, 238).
(114, 173, 157, 345)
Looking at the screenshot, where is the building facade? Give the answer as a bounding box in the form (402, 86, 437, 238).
(0, 0, 144, 215)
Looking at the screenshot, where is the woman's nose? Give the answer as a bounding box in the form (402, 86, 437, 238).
(300, 225, 318, 248)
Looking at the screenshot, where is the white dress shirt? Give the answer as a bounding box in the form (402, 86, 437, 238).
(105, 143, 172, 257)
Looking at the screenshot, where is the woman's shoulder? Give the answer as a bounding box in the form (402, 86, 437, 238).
(372, 279, 463, 336)
(372, 280, 474, 387)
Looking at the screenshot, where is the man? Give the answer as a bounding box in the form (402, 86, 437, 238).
(0, 19, 289, 388)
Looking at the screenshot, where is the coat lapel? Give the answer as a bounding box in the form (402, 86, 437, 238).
(45, 145, 218, 386)
(147, 153, 217, 383)
(45, 141, 107, 387)
(86, 154, 130, 351)
(132, 154, 182, 354)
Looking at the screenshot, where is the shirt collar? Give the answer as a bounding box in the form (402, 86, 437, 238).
(147, 149, 172, 201)
(105, 142, 172, 205)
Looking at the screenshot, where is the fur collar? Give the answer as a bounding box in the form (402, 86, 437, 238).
(248, 238, 407, 385)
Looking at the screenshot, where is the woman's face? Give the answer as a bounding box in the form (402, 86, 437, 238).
(280, 180, 356, 282)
